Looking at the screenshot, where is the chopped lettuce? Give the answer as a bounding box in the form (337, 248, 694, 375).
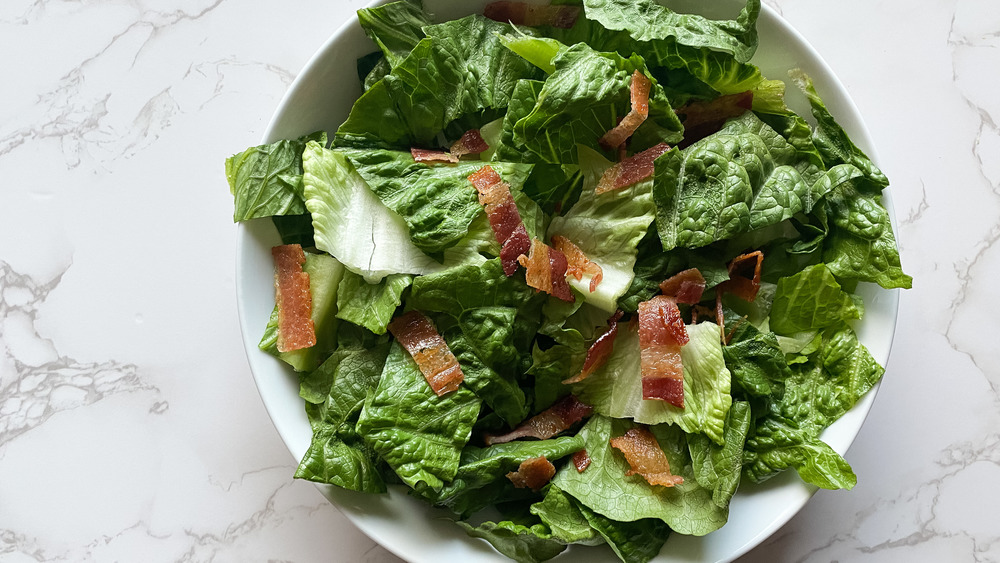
(226, 131, 327, 221)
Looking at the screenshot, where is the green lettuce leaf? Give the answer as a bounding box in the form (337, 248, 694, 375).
(457, 520, 566, 563)
(573, 322, 732, 445)
(335, 271, 411, 335)
(340, 148, 533, 253)
(722, 316, 790, 399)
(356, 341, 481, 490)
(687, 400, 751, 508)
(547, 145, 658, 312)
(335, 15, 543, 149)
(530, 486, 603, 546)
(294, 424, 387, 493)
(553, 415, 728, 535)
(357, 0, 430, 68)
(574, 502, 671, 563)
(226, 131, 326, 221)
(768, 263, 861, 335)
(258, 251, 345, 372)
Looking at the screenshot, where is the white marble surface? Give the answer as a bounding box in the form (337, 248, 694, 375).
(0, 0, 994, 562)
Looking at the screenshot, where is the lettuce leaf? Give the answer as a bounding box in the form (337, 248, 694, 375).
(530, 486, 604, 546)
(294, 424, 387, 493)
(356, 0, 430, 68)
(457, 520, 567, 563)
(574, 502, 670, 563)
(687, 400, 751, 508)
(335, 271, 411, 335)
(356, 341, 482, 489)
(768, 263, 861, 335)
(547, 146, 658, 312)
(553, 415, 728, 535)
(573, 322, 732, 444)
(226, 131, 326, 221)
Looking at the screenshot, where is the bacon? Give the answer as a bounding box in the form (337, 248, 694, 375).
(658, 268, 706, 304)
(595, 143, 671, 195)
(484, 1, 581, 28)
(551, 235, 603, 292)
(638, 295, 688, 408)
(449, 129, 489, 158)
(599, 70, 652, 151)
(722, 250, 764, 302)
(506, 456, 557, 491)
(469, 166, 532, 276)
(518, 238, 574, 302)
(676, 91, 754, 148)
(388, 310, 464, 396)
(572, 449, 591, 473)
(563, 311, 623, 384)
(484, 395, 593, 445)
(411, 148, 458, 164)
(610, 427, 684, 487)
(271, 244, 316, 353)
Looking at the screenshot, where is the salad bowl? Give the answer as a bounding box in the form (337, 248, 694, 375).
(235, 0, 901, 561)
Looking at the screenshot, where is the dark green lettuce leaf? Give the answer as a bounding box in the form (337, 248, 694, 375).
(270, 213, 315, 247)
(457, 520, 567, 563)
(530, 486, 603, 546)
(335, 15, 543, 149)
(493, 79, 546, 163)
(687, 400, 751, 508)
(553, 415, 728, 535)
(226, 131, 326, 221)
(357, 0, 430, 68)
(356, 341, 481, 490)
(722, 315, 790, 400)
(768, 263, 861, 335)
(574, 501, 670, 563)
(294, 424, 387, 493)
(335, 271, 412, 335)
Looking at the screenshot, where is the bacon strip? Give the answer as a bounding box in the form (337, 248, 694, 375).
(572, 449, 591, 473)
(484, 1, 581, 28)
(595, 143, 671, 195)
(272, 244, 316, 353)
(518, 238, 574, 302)
(659, 268, 706, 305)
(506, 456, 556, 491)
(599, 70, 652, 151)
(563, 311, 623, 384)
(551, 235, 603, 292)
(469, 166, 532, 276)
(638, 295, 688, 408)
(676, 91, 753, 148)
(449, 129, 489, 158)
(484, 395, 593, 445)
(388, 311, 464, 396)
(411, 148, 458, 164)
(610, 427, 684, 487)
(723, 251, 764, 302)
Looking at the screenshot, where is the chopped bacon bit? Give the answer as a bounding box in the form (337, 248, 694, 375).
(272, 244, 316, 353)
(563, 311, 623, 384)
(599, 71, 652, 151)
(659, 268, 706, 304)
(723, 251, 764, 302)
(638, 296, 688, 408)
(551, 235, 603, 292)
(449, 129, 490, 158)
(595, 143, 671, 195)
(610, 427, 684, 487)
(518, 239, 574, 302)
(572, 449, 591, 473)
(484, 1, 581, 28)
(388, 311, 464, 396)
(506, 456, 557, 491)
(676, 91, 754, 148)
(469, 165, 532, 276)
(484, 395, 594, 445)
(411, 148, 458, 164)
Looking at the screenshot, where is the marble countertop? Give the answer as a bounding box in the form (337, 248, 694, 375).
(1, 0, 994, 561)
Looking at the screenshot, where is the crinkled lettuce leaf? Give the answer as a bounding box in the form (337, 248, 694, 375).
(357, 0, 430, 68)
(572, 322, 732, 444)
(687, 400, 751, 508)
(335, 271, 411, 335)
(294, 424, 387, 493)
(457, 520, 567, 563)
(574, 501, 671, 563)
(530, 486, 604, 546)
(768, 263, 861, 335)
(226, 131, 326, 221)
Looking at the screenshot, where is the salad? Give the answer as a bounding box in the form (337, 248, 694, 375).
(226, 0, 912, 561)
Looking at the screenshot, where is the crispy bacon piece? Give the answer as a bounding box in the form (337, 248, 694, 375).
(610, 427, 684, 487)
(469, 166, 532, 276)
(599, 70, 652, 151)
(484, 395, 593, 445)
(411, 148, 458, 164)
(484, 1, 581, 28)
(506, 456, 557, 491)
(723, 251, 764, 302)
(551, 235, 603, 292)
(659, 268, 706, 304)
(449, 129, 489, 158)
(676, 91, 754, 148)
(572, 449, 591, 473)
(638, 295, 688, 408)
(272, 244, 316, 353)
(563, 311, 623, 384)
(388, 311, 464, 396)
(595, 143, 671, 195)
(518, 238, 574, 302)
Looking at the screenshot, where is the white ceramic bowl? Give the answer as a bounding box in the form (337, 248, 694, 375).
(236, 1, 900, 561)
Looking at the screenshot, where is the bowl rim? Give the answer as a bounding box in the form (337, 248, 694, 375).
(235, 1, 902, 561)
